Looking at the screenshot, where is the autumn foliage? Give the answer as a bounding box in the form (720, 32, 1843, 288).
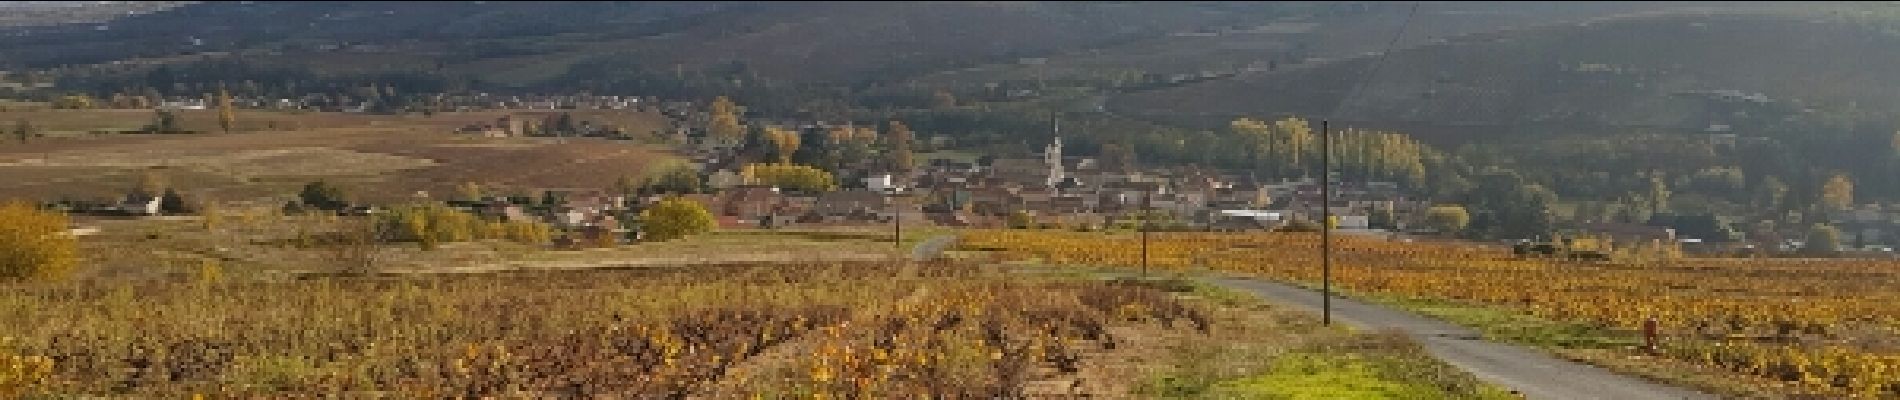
(0, 262, 1206, 397)
(741, 163, 838, 193)
(962, 230, 1900, 397)
(640, 197, 714, 242)
(0, 201, 77, 281)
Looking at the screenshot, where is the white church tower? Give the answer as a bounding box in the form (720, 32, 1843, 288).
(1044, 115, 1066, 187)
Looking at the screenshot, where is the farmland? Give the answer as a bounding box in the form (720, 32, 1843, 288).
(0, 259, 1515, 398)
(958, 229, 1900, 398)
(66, 209, 936, 280)
(0, 109, 675, 204)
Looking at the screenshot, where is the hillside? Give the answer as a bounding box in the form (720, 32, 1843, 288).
(0, 1, 192, 28)
(911, 1, 1752, 92)
(4, 2, 1299, 86)
(1107, 9, 1900, 145)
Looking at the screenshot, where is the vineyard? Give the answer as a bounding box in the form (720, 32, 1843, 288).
(960, 229, 1900, 398)
(0, 260, 1220, 397)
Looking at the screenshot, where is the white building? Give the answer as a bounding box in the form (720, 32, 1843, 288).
(865, 173, 896, 192)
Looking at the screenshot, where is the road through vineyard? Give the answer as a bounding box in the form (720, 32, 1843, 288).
(960, 230, 1900, 398)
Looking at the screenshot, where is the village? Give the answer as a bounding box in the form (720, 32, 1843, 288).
(30, 90, 1900, 258)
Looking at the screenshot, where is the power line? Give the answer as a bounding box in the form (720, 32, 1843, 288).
(1319, 1, 1421, 328)
(1329, 1, 1424, 121)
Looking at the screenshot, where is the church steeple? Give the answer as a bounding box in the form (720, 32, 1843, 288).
(1045, 114, 1062, 164)
(1045, 114, 1065, 188)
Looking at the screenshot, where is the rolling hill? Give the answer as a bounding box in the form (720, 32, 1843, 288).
(1105, 5, 1900, 146)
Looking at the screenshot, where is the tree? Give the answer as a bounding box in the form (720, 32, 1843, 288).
(611, 175, 639, 197)
(643, 162, 705, 195)
(708, 96, 744, 142)
(147, 109, 180, 133)
(765, 125, 800, 164)
(1466, 171, 1556, 239)
(0, 201, 78, 280)
(1805, 223, 1841, 255)
(640, 197, 714, 242)
(1646, 172, 1671, 214)
(455, 181, 486, 202)
(1424, 205, 1470, 234)
(554, 113, 577, 136)
(887, 120, 914, 174)
(159, 188, 194, 215)
(216, 84, 235, 134)
(299, 180, 349, 211)
(1007, 210, 1035, 229)
(1821, 173, 1854, 211)
(51, 95, 94, 109)
(10, 119, 31, 144)
(1368, 206, 1397, 230)
(1276, 117, 1314, 176)
(1757, 176, 1788, 211)
(741, 163, 837, 193)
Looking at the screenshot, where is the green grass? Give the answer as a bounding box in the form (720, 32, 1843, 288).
(1272, 280, 1775, 398)
(1141, 332, 1521, 400)
(1282, 280, 1637, 350)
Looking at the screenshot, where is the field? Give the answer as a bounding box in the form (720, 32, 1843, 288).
(66, 209, 943, 280)
(0, 259, 1517, 398)
(960, 229, 1900, 398)
(0, 109, 675, 204)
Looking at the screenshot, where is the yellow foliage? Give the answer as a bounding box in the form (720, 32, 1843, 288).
(766, 126, 800, 164)
(708, 96, 744, 140)
(960, 229, 1900, 397)
(51, 95, 94, 110)
(640, 197, 713, 242)
(381, 202, 547, 249)
(740, 163, 837, 192)
(0, 339, 54, 397)
(0, 201, 78, 281)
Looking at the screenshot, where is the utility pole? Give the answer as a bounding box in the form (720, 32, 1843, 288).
(1320, 119, 1332, 326)
(1142, 188, 1152, 277)
(891, 188, 903, 250)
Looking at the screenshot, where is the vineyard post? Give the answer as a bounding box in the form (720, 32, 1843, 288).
(1321, 119, 1332, 326)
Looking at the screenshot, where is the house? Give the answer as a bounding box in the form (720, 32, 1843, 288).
(811, 190, 889, 219)
(864, 173, 897, 193)
(968, 187, 1021, 215)
(721, 186, 784, 222)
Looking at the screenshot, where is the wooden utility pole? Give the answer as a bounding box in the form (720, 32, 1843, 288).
(892, 189, 903, 250)
(1142, 188, 1152, 277)
(1321, 119, 1332, 326)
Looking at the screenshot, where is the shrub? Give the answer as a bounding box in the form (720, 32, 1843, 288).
(640, 197, 714, 242)
(0, 201, 78, 280)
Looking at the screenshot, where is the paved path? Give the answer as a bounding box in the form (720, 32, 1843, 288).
(1210, 277, 1716, 400)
